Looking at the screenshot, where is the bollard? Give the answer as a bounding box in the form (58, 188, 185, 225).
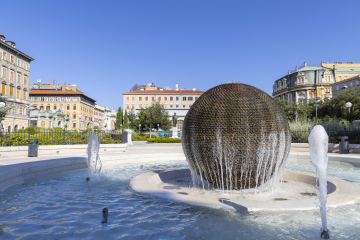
(102, 208, 108, 224)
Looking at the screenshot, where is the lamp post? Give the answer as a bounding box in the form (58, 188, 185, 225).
(157, 123, 159, 132)
(315, 99, 321, 120)
(345, 102, 352, 113)
(139, 123, 141, 135)
(0, 101, 6, 133)
(78, 115, 82, 131)
(24, 105, 35, 143)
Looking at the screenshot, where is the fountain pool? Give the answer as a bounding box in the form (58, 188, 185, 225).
(1, 157, 360, 240)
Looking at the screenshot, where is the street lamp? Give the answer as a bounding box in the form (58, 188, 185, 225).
(315, 99, 321, 120)
(0, 101, 5, 108)
(24, 105, 36, 143)
(157, 123, 159, 132)
(139, 123, 141, 135)
(78, 115, 82, 130)
(345, 102, 352, 112)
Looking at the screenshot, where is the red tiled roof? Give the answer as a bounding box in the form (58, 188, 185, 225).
(123, 90, 204, 94)
(29, 89, 81, 95)
(29, 89, 96, 102)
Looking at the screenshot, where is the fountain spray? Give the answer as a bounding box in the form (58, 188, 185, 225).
(308, 125, 330, 239)
(86, 135, 102, 181)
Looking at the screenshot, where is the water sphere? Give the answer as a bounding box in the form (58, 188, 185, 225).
(182, 83, 291, 190)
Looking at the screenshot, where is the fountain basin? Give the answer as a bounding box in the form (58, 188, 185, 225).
(130, 168, 360, 212)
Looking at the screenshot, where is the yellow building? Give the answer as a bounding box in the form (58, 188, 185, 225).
(0, 34, 34, 131)
(29, 81, 96, 130)
(273, 62, 360, 104)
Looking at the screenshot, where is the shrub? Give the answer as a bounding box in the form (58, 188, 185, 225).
(147, 137, 181, 143)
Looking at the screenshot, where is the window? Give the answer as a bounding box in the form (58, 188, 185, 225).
(40, 106, 44, 110)
(139, 97, 142, 101)
(183, 97, 186, 101)
(145, 97, 148, 101)
(132, 97, 135, 100)
(152, 97, 155, 101)
(127, 97, 129, 101)
(183, 105, 185, 108)
(40, 97, 44, 102)
(170, 105, 173, 108)
(66, 97, 71, 101)
(126, 105, 129, 109)
(17, 74, 20, 83)
(73, 114, 76, 119)
(54, 105, 57, 110)
(73, 105, 76, 110)
(188, 97, 193, 101)
(176, 97, 179, 101)
(158, 97, 161, 101)
(164, 97, 167, 101)
(2, 52, 6, 60)
(67, 105, 70, 110)
(60, 105, 63, 111)
(132, 106, 135, 109)
(17, 59, 20, 66)
(176, 105, 179, 108)
(165, 105, 167, 108)
(1, 84, 5, 94)
(46, 105, 50, 110)
(60, 97, 65, 102)
(34, 97, 38, 101)
(10, 55, 14, 64)
(2, 68, 6, 78)
(10, 87, 13, 96)
(73, 122, 76, 128)
(23, 91, 26, 100)
(10, 71, 14, 80)
(170, 97, 173, 101)
(54, 97, 58, 101)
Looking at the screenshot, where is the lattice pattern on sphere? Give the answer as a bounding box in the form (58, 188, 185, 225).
(182, 83, 291, 190)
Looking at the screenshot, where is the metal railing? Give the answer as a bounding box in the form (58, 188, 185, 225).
(291, 129, 360, 144)
(0, 129, 123, 146)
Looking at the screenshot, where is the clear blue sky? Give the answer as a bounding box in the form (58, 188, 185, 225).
(2, 0, 360, 109)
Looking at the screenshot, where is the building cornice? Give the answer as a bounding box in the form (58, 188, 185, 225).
(0, 41, 34, 62)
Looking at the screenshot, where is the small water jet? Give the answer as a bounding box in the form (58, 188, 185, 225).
(308, 125, 330, 239)
(86, 135, 102, 181)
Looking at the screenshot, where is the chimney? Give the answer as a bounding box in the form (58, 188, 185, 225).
(0, 34, 5, 42)
(50, 79, 55, 87)
(304, 61, 307, 67)
(5, 41, 16, 48)
(62, 82, 66, 91)
(175, 83, 179, 91)
(288, 70, 291, 74)
(193, 88, 196, 91)
(295, 66, 298, 71)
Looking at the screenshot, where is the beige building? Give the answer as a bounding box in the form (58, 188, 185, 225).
(123, 83, 204, 130)
(273, 62, 360, 104)
(29, 80, 96, 130)
(331, 74, 360, 96)
(94, 104, 105, 129)
(0, 34, 34, 131)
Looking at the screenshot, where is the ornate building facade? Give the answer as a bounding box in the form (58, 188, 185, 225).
(123, 83, 204, 130)
(273, 62, 360, 104)
(29, 80, 96, 130)
(0, 34, 34, 131)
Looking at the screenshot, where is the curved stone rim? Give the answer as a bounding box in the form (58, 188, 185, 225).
(130, 169, 360, 212)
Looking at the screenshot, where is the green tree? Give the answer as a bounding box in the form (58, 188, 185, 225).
(342, 104, 360, 122)
(128, 110, 140, 130)
(322, 87, 360, 119)
(274, 98, 297, 121)
(0, 94, 14, 121)
(123, 110, 129, 128)
(115, 107, 123, 130)
(141, 101, 171, 131)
